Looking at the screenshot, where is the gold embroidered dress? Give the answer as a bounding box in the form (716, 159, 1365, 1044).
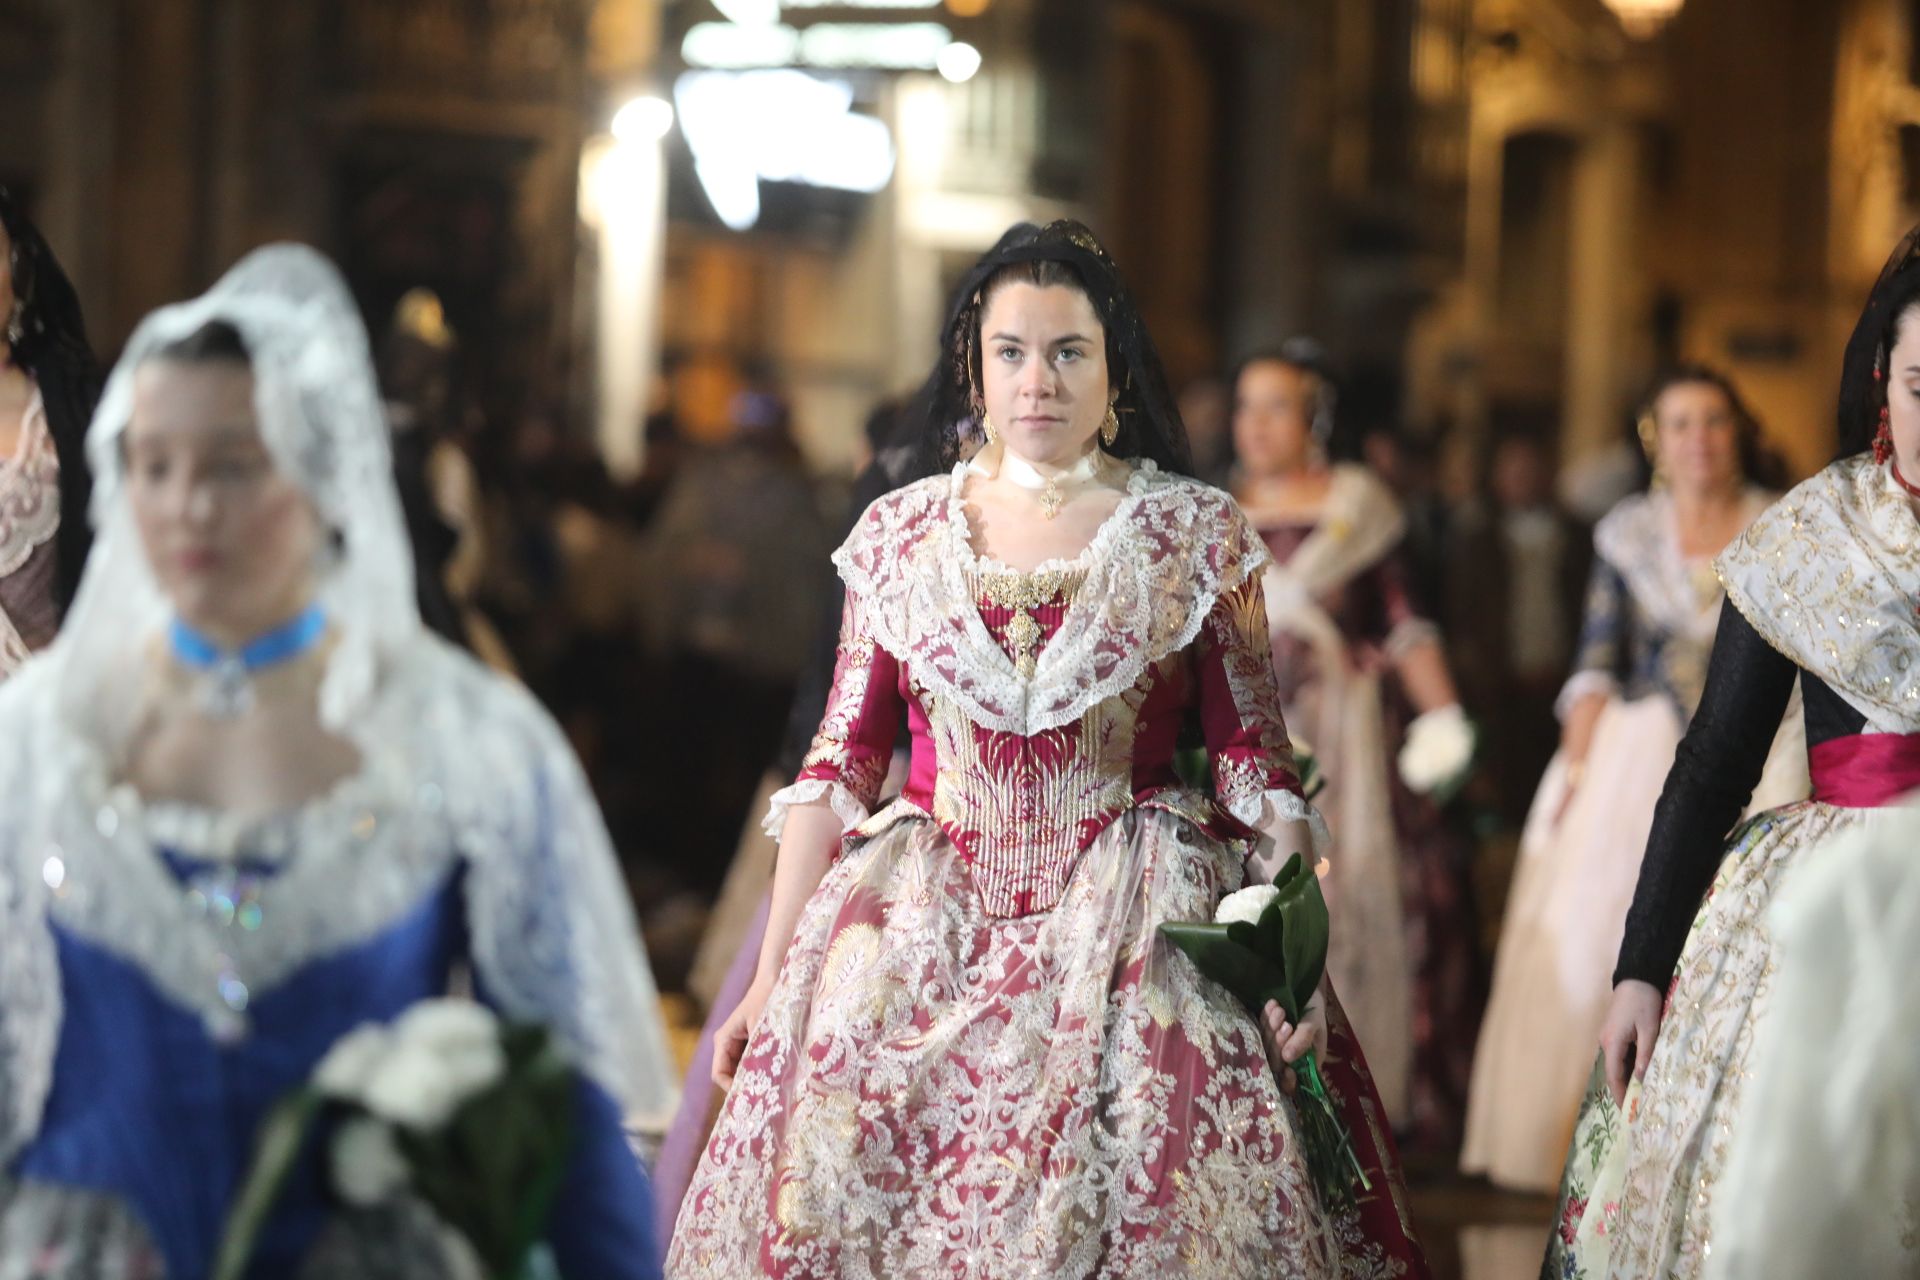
(1546, 454, 1920, 1278)
(668, 460, 1430, 1279)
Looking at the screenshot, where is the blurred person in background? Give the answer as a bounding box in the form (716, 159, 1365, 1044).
(1360, 424, 1451, 612)
(0, 245, 671, 1278)
(670, 221, 1430, 1277)
(1231, 338, 1482, 1157)
(0, 187, 99, 666)
(375, 287, 515, 670)
(1545, 227, 1920, 1279)
(1444, 430, 1589, 830)
(635, 384, 832, 904)
(1177, 371, 1233, 486)
(1464, 367, 1805, 1196)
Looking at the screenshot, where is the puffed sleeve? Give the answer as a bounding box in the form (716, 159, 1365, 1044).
(1193, 573, 1332, 875)
(761, 588, 906, 841)
(1557, 554, 1629, 717)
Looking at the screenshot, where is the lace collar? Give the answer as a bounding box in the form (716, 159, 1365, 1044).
(834, 460, 1270, 736)
(1717, 455, 1920, 729)
(1596, 487, 1772, 639)
(1247, 464, 1406, 598)
(0, 386, 61, 579)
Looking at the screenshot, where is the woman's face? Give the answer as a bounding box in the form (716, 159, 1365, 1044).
(1232, 359, 1318, 479)
(1652, 381, 1742, 496)
(127, 358, 322, 644)
(1886, 304, 1920, 472)
(977, 281, 1110, 467)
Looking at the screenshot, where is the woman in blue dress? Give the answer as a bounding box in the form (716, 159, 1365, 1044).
(0, 245, 673, 1277)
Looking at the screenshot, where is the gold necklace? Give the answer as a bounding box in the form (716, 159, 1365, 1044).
(974, 566, 1084, 677)
(1000, 447, 1103, 520)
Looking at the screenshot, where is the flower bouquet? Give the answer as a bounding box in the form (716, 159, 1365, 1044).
(1159, 852, 1370, 1211)
(212, 999, 575, 1280)
(1397, 703, 1478, 806)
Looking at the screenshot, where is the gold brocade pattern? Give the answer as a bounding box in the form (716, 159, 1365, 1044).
(1547, 802, 1881, 1279)
(798, 599, 892, 808)
(924, 654, 1161, 917)
(1716, 455, 1920, 727)
(1207, 577, 1300, 810)
(972, 565, 1086, 678)
(669, 810, 1365, 1279)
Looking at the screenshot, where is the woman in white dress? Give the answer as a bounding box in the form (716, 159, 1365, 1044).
(1460, 366, 1805, 1192)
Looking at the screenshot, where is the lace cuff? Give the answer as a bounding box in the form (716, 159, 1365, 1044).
(762, 778, 873, 841)
(1227, 786, 1331, 882)
(1555, 669, 1619, 721)
(1383, 617, 1441, 662)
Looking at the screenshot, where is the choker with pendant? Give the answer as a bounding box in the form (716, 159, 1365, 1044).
(168, 604, 328, 718)
(998, 447, 1104, 520)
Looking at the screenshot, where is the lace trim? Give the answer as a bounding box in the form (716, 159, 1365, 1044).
(762, 778, 873, 840)
(1382, 616, 1440, 662)
(1717, 456, 1920, 729)
(0, 391, 61, 581)
(1226, 786, 1331, 857)
(1555, 668, 1621, 720)
(834, 461, 1271, 737)
(1595, 488, 1770, 640)
(0, 641, 676, 1154)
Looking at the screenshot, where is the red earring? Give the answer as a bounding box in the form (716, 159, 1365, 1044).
(1876, 405, 1895, 465)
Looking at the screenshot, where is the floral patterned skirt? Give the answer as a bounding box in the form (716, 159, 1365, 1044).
(1542, 801, 1890, 1280)
(667, 804, 1429, 1279)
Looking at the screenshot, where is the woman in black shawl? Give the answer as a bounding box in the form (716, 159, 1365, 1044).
(0, 188, 98, 662)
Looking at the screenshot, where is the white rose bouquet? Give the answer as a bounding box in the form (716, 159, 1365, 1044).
(1160, 854, 1370, 1210)
(212, 998, 574, 1280)
(1397, 703, 1477, 802)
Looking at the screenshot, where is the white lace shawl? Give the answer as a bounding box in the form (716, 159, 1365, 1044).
(833, 459, 1273, 738)
(1716, 455, 1920, 732)
(0, 246, 675, 1159)
(1593, 488, 1772, 640)
(0, 636, 677, 1162)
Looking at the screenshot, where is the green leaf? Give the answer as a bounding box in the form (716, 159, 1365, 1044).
(1272, 861, 1330, 1010)
(212, 1088, 324, 1280)
(1159, 923, 1293, 1016)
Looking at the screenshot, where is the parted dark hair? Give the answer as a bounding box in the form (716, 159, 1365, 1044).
(1836, 226, 1920, 460)
(905, 220, 1193, 480)
(1637, 361, 1769, 484)
(153, 319, 251, 364)
(0, 187, 99, 608)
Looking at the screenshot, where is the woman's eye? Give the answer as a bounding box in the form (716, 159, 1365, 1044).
(210, 457, 262, 480)
(996, 346, 1021, 362)
(1056, 348, 1082, 363)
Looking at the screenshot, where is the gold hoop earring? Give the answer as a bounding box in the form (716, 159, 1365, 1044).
(1636, 413, 1664, 488)
(982, 412, 999, 445)
(1101, 404, 1120, 448)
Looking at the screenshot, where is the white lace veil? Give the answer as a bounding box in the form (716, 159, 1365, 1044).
(52, 243, 414, 744)
(0, 246, 675, 1157)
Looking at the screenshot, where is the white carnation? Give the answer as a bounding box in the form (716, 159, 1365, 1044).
(392, 999, 499, 1059)
(1398, 703, 1475, 794)
(1215, 884, 1280, 927)
(313, 1023, 394, 1103)
(331, 1116, 409, 1207)
(362, 1042, 463, 1131)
